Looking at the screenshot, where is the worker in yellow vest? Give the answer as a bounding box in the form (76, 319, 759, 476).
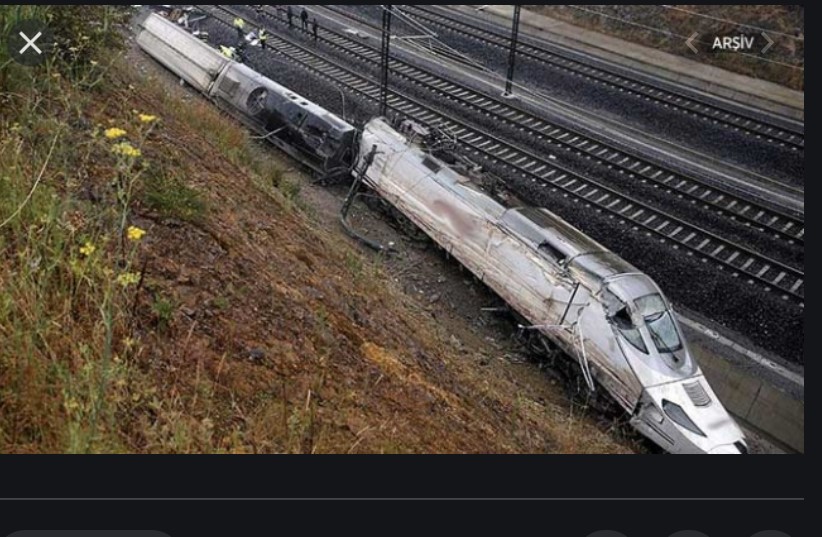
(259, 28, 268, 50)
(233, 17, 246, 41)
(220, 45, 237, 60)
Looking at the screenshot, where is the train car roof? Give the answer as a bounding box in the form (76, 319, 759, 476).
(272, 83, 356, 134)
(501, 207, 611, 259)
(501, 206, 641, 285)
(364, 119, 508, 218)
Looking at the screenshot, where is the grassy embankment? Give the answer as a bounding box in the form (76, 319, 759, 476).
(1, 5, 215, 453)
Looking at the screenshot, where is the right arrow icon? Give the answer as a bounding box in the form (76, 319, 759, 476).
(687, 32, 700, 54)
(762, 32, 775, 54)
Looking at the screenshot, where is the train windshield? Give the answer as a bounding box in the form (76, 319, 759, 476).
(605, 287, 691, 375)
(636, 295, 683, 354)
(612, 307, 648, 354)
(603, 288, 649, 355)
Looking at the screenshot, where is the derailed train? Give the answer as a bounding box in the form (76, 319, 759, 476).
(137, 12, 748, 454)
(136, 11, 357, 179)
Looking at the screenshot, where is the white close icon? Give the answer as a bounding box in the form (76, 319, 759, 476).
(19, 31, 43, 55)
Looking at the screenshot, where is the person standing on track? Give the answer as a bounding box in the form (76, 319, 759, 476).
(287, 6, 294, 29)
(236, 40, 248, 64)
(300, 8, 309, 32)
(311, 18, 319, 41)
(233, 17, 246, 41)
(259, 28, 268, 50)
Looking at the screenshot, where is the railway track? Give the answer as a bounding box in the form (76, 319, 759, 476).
(248, 5, 804, 249)
(397, 5, 805, 152)
(201, 5, 805, 306)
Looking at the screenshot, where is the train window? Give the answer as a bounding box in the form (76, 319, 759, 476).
(635, 294, 667, 317)
(635, 295, 683, 354)
(612, 307, 648, 355)
(538, 241, 568, 266)
(304, 123, 326, 139)
(638, 304, 683, 354)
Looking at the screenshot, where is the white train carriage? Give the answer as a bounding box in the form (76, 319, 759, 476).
(137, 9, 231, 94)
(358, 118, 748, 455)
(136, 12, 357, 177)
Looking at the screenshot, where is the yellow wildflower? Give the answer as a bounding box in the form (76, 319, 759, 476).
(104, 128, 127, 140)
(116, 272, 141, 288)
(79, 242, 96, 257)
(127, 226, 147, 242)
(112, 142, 142, 158)
(138, 114, 158, 124)
(64, 398, 81, 413)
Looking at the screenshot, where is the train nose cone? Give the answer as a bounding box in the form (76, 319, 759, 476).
(633, 381, 747, 454)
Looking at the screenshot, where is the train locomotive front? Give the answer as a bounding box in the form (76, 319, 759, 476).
(582, 271, 749, 454)
(357, 118, 748, 455)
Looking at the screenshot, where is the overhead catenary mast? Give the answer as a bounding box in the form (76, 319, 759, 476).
(380, 5, 394, 117)
(505, 5, 522, 97)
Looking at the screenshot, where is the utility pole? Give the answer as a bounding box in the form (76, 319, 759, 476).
(380, 5, 393, 117)
(505, 5, 522, 97)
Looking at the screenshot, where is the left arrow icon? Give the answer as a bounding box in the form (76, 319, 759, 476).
(687, 32, 700, 54)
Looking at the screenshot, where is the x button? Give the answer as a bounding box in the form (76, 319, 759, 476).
(7, 19, 54, 67)
(19, 31, 44, 55)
